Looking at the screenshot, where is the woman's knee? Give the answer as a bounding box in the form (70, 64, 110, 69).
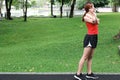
(81, 55, 89, 61)
(88, 55, 93, 60)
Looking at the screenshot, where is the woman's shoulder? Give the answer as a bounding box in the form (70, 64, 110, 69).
(85, 13, 92, 19)
(85, 13, 91, 17)
(85, 12, 96, 17)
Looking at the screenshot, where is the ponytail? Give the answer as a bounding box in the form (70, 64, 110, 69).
(82, 12, 87, 22)
(82, 2, 92, 22)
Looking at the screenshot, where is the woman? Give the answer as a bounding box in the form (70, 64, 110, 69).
(74, 2, 99, 80)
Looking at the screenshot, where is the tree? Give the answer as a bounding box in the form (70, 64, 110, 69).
(12, 0, 32, 9)
(92, 0, 109, 7)
(5, 0, 13, 20)
(77, 0, 109, 9)
(56, 0, 65, 18)
(60, 0, 64, 18)
(12, 0, 21, 9)
(0, 0, 3, 18)
(56, 0, 71, 18)
(23, 0, 28, 21)
(51, 0, 54, 16)
(14, 0, 28, 21)
(69, 0, 76, 18)
(112, 0, 120, 12)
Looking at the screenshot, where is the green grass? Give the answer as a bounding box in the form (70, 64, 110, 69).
(0, 13, 120, 73)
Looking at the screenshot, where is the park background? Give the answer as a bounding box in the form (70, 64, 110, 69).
(0, 0, 120, 73)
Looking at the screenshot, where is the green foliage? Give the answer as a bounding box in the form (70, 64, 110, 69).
(77, 0, 109, 9)
(56, 0, 71, 4)
(30, 1, 37, 7)
(112, 0, 120, 5)
(51, 0, 55, 4)
(12, 0, 21, 9)
(76, 0, 86, 9)
(12, 0, 35, 9)
(92, 0, 110, 7)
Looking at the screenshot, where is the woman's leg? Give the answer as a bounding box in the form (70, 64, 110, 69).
(86, 48, 99, 79)
(87, 48, 95, 74)
(77, 47, 92, 75)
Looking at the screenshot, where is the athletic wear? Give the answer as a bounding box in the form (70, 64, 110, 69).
(86, 22, 98, 35)
(86, 73, 99, 79)
(74, 73, 86, 80)
(83, 34, 98, 48)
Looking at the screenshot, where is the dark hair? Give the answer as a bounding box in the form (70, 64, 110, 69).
(82, 2, 93, 22)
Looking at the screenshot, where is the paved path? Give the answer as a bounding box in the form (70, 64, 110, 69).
(0, 72, 120, 80)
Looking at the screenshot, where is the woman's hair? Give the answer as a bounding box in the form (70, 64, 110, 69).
(82, 2, 93, 22)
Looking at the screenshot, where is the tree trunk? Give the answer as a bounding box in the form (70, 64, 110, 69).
(112, 3, 118, 12)
(69, 0, 76, 18)
(0, 8, 1, 20)
(0, 8, 2, 15)
(0, 0, 3, 16)
(24, 0, 27, 21)
(0, 0, 3, 20)
(5, 0, 13, 20)
(51, 0, 53, 16)
(60, 0, 64, 18)
(23, 0, 27, 21)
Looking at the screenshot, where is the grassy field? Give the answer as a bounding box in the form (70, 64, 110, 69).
(0, 13, 120, 73)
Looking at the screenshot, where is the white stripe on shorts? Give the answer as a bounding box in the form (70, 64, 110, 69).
(87, 41, 92, 47)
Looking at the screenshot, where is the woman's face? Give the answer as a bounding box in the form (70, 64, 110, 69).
(89, 4, 95, 12)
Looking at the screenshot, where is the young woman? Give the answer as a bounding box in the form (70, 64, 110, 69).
(74, 2, 99, 80)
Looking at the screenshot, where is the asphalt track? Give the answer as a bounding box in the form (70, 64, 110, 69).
(0, 72, 120, 80)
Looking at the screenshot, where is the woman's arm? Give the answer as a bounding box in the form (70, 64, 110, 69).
(84, 15, 94, 23)
(96, 18, 100, 24)
(84, 13, 99, 24)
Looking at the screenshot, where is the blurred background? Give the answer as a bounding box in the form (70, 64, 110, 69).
(0, 0, 120, 18)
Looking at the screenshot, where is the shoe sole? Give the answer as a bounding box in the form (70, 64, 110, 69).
(74, 75, 82, 80)
(86, 76, 99, 79)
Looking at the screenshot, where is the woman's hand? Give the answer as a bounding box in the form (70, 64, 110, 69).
(92, 18, 100, 24)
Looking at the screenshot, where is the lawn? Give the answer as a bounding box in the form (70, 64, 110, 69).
(0, 13, 120, 73)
